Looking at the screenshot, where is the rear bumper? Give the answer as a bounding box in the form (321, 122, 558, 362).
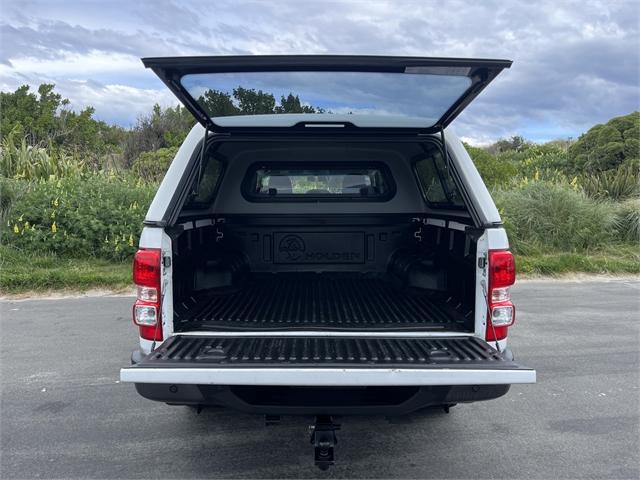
(122, 364, 534, 386)
(133, 382, 511, 415)
(125, 342, 531, 414)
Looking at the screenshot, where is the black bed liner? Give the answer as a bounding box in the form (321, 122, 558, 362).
(140, 335, 511, 368)
(174, 275, 473, 332)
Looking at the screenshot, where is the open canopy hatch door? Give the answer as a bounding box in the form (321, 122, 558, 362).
(142, 55, 511, 133)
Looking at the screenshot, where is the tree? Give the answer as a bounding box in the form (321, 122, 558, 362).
(131, 146, 179, 182)
(1, 84, 63, 143)
(275, 93, 317, 113)
(232, 87, 276, 114)
(486, 135, 530, 155)
(122, 103, 195, 166)
(568, 111, 639, 173)
(199, 89, 240, 117)
(0, 84, 124, 162)
(197, 87, 323, 116)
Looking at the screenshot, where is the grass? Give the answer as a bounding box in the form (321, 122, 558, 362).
(1, 244, 638, 295)
(517, 246, 640, 276)
(0, 245, 131, 294)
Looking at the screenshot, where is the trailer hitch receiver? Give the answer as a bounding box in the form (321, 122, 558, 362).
(309, 415, 340, 470)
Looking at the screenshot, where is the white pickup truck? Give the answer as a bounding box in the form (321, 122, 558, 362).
(120, 55, 535, 469)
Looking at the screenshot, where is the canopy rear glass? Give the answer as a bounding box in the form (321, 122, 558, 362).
(181, 70, 472, 128)
(143, 56, 512, 131)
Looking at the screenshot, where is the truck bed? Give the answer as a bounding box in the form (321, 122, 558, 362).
(174, 274, 473, 332)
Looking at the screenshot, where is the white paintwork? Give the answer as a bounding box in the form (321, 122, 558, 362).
(120, 366, 536, 386)
(445, 128, 502, 225)
(139, 338, 155, 355)
(138, 226, 163, 248)
(160, 231, 174, 341)
(486, 227, 510, 250)
(474, 229, 490, 340)
(145, 125, 204, 223)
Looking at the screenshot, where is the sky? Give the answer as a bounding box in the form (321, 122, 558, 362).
(1, 0, 638, 145)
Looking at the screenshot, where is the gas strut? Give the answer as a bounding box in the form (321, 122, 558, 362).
(309, 415, 341, 470)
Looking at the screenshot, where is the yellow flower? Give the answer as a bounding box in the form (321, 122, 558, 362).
(13, 224, 19, 234)
(53, 197, 59, 207)
(128, 234, 134, 247)
(51, 222, 57, 234)
(50, 210, 56, 219)
(18, 214, 24, 222)
(24, 221, 30, 230)
(570, 176, 578, 191)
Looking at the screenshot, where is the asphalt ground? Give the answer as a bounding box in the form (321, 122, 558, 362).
(1, 279, 638, 479)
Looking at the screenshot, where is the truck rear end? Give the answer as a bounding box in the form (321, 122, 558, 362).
(120, 55, 535, 469)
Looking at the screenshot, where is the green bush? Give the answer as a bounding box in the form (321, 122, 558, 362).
(581, 161, 640, 200)
(568, 112, 639, 173)
(131, 146, 178, 182)
(2, 173, 156, 260)
(0, 176, 20, 226)
(122, 104, 193, 166)
(464, 143, 517, 188)
(509, 143, 570, 177)
(493, 181, 618, 253)
(0, 126, 87, 180)
(614, 198, 640, 243)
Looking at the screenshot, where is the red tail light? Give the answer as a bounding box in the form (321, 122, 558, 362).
(486, 249, 516, 342)
(132, 248, 163, 341)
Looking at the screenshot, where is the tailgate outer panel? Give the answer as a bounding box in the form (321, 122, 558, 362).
(121, 335, 536, 386)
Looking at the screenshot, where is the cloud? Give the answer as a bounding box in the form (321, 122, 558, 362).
(0, 0, 638, 142)
(0, 68, 177, 127)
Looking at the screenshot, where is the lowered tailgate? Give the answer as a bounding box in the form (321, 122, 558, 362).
(121, 335, 535, 386)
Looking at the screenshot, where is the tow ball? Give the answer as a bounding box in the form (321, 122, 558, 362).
(309, 415, 341, 470)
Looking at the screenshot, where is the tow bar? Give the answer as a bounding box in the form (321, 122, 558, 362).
(309, 415, 341, 470)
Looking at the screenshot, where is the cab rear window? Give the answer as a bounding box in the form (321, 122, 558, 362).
(242, 164, 394, 201)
